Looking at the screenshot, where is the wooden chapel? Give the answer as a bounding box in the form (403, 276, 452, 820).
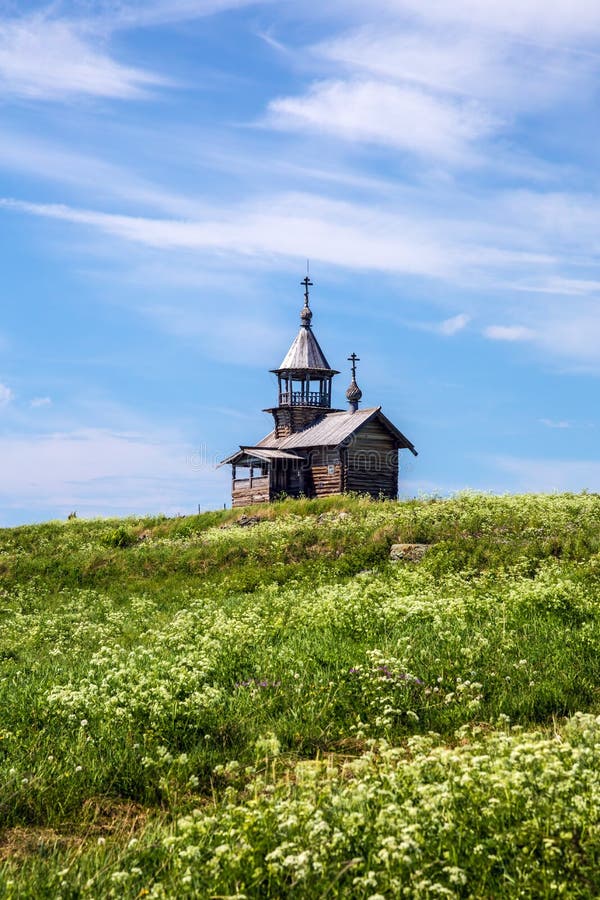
(220, 277, 417, 507)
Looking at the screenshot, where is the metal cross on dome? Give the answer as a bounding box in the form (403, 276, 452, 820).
(301, 275, 313, 307)
(348, 352, 360, 380)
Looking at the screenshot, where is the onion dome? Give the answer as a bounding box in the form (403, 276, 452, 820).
(346, 379, 363, 403)
(300, 301, 313, 326)
(346, 352, 362, 411)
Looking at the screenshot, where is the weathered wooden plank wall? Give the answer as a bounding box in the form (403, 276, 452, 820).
(345, 421, 398, 499)
(311, 463, 342, 496)
(232, 476, 270, 507)
(272, 406, 332, 438)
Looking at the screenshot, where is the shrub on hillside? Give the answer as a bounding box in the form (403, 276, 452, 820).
(105, 525, 136, 549)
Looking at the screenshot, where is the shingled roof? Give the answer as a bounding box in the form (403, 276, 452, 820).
(250, 406, 417, 455)
(272, 324, 338, 374)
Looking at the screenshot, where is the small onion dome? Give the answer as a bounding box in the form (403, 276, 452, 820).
(346, 379, 363, 402)
(300, 303, 313, 326)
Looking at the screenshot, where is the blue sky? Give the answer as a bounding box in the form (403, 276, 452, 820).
(2, 0, 600, 525)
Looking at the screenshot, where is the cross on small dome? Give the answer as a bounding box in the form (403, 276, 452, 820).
(300, 276, 313, 326)
(346, 352, 363, 410)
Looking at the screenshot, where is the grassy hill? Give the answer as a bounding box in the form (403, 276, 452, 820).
(1, 493, 600, 897)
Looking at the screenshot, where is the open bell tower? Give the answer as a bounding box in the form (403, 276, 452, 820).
(265, 277, 341, 438)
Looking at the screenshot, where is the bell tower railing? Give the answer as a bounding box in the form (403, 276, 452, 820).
(278, 389, 329, 407)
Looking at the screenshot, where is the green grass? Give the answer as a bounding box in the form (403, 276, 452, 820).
(1, 492, 600, 897)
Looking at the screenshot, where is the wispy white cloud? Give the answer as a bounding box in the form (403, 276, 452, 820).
(0, 131, 202, 215)
(0, 196, 452, 274)
(0, 0, 274, 104)
(0, 194, 551, 279)
(0, 13, 169, 100)
(438, 313, 470, 336)
(379, 0, 600, 42)
(101, 0, 269, 29)
(268, 79, 495, 163)
(511, 277, 600, 296)
(483, 325, 535, 341)
(30, 396, 52, 408)
(412, 313, 472, 337)
(0, 125, 412, 235)
(481, 300, 600, 370)
(315, 27, 589, 112)
(539, 418, 571, 429)
(268, 0, 600, 168)
(11, 174, 600, 371)
(498, 191, 600, 250)
(0, 383, 13, 407)
(256, 29, 290, 55)
(0, 427, 227, 524)
(316, 29, 496, 98)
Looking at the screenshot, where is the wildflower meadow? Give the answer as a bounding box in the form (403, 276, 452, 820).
(1, 493, 599, 897)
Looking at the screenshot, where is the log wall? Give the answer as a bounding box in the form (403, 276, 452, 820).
(345, 421, 398, 499)
(311, 463, 343, 496)
(232, 476, 270, 507)
(270, 406, 331, 438)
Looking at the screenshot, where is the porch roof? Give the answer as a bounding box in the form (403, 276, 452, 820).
(218, 447, 305, 467)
